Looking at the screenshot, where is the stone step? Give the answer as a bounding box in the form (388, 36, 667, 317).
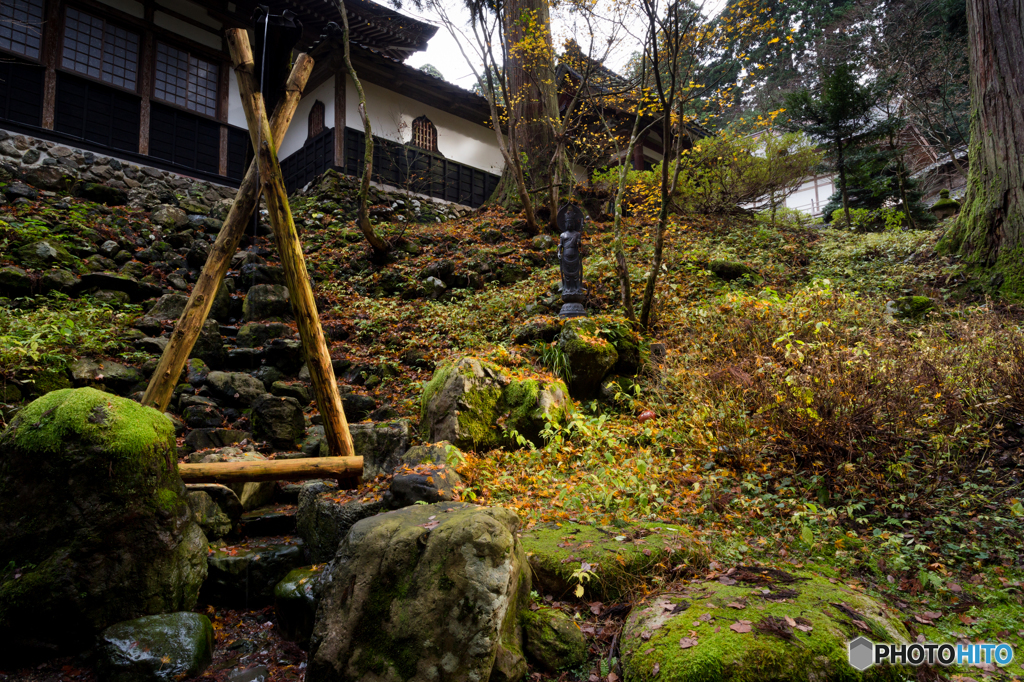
(201, 535, 305, 607)
(239, 504, 297, 537)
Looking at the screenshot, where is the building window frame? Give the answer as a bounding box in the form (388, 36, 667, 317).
(152, 40, 220, 119)
(308, 100, 325, 139)
(411, 115, 438, 153)
(0, 0, 45, 62)
(60, 6, 140, 92)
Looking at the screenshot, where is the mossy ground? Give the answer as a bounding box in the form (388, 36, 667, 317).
(621, 571, 909, 682)
(522, 522, 711, 601)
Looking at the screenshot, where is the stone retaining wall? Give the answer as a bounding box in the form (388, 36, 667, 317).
(0, 128, 237, 211)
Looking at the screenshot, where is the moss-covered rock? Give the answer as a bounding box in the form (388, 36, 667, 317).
(0, 388, 207, 662)
(307, 502, 530, 682)
(522, 606, 588, 672)
(96, 612, 214, 682)
(930, 189, 960, 221)
(889, 296, 937, 322)
(420, 357, 570, 451)
(521, 523, 710, 601)
(15, 240, 79, 271)
(707, 260, 758, 282)
(558, 319, 619, 400)
(620, 570, 909, 682)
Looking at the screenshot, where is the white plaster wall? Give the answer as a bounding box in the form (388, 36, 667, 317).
(227, 75, 246, 128)
(278, 77, 336, 159)
(347, 76, 503, 173)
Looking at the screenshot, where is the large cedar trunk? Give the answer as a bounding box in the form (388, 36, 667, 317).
(492, 0, 561, 212)
(940, 0, 1024, 296)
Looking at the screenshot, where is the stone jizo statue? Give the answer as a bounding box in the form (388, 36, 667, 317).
(557, 204, 587, 318)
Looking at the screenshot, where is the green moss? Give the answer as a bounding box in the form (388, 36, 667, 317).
(521, 606, 587, 671)
(353, 572, 421, 680)
(892, 296, 937, 321)
(522, 523, 710, 601)
(419, 362, 457, 429)
(6, 387, 174, 465)
(154, 488, 181, 514)
(623, 572, 909, 682)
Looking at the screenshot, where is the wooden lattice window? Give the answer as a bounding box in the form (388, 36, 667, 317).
(308, 100, 325, 139)
(0, 0, 43, 59)
(154, 42, 218, 117)
(62, 8, 139, 90)
(411, 115, 437, 152)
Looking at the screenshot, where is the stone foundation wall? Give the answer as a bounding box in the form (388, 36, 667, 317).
(0, 128, 237, 212)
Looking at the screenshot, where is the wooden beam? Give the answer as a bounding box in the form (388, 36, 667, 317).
(138, 20, 155, 155)
(40, 0, 61, 130)
(179, 456, 362, 483)
(140, 55, 313, 412)
(226, 28, 355, 461)
(334, 63, 346, 167)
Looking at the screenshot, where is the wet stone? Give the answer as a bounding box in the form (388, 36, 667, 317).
(201, 536, 305, 606)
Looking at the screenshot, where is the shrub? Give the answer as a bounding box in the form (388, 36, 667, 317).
(593, 127, 822, 218)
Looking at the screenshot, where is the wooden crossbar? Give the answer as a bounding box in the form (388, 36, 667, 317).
(179, 457, 363, 483)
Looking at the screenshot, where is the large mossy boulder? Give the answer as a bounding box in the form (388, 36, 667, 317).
(558, 319, 618, 400)
(620, 569, 909, 682)
(0, 388, 207, 661)
(420, 357, 569, 451)
(96, 612, 214, 682)
(307, 502, 530, 682)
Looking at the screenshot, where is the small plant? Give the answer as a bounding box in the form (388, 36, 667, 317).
(569, 561, 597, 598)
(535, 340, 573, 382)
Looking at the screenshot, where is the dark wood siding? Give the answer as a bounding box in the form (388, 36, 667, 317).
(226, 126, 250, 181)
(334, 127, 498, 208)
(54, 71, 139, 152)
(0, 59, 44, 127)
(148, 102, 220, 174)
(280, 126, 333, 192)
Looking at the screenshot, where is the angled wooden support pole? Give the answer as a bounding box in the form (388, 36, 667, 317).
(227, 28, 356, 460)
(141, 55, 314, 413)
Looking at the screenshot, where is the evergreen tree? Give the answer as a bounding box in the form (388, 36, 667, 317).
(784, 63, 875, 225)
(819, 108, 934, 227)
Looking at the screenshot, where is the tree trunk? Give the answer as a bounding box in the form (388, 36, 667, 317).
(837, 137, 851, 226)
(341, 0, 389, 257)
(940, 0, 1024, 297)
(639, 113, 672, 330)
(493, 0, 562, 212)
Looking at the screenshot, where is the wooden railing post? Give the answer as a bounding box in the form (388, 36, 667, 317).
(141, 55, 314, 413)
(226, 28, 355, 460)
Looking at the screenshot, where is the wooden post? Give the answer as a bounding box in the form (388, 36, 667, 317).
(180, 456, 362, 483)
(141, 55, 314, 412)
(226, 28, 355, 460)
